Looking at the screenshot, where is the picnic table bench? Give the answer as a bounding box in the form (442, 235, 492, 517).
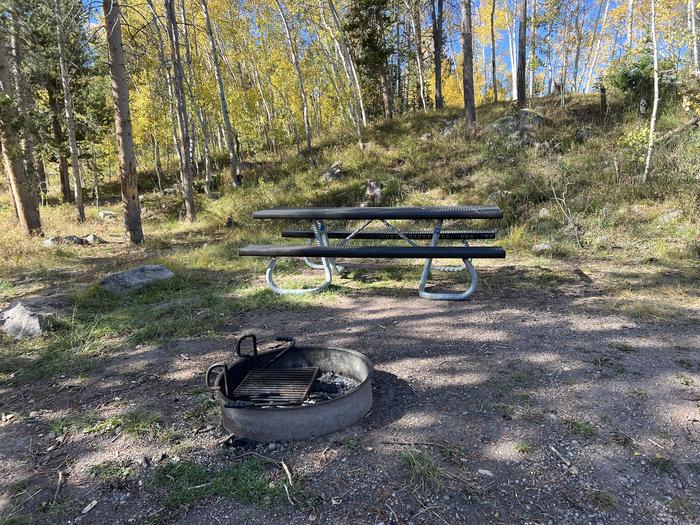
(238, 205, 506, 301)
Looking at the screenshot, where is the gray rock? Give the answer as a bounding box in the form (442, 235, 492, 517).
(100, 265, 174, 295)
(488, 190, 512, 202)
(532, 242, 553, 254)
(517, 109, 543, 131)
(0, 294, 73, 339)
(575, 126, 593, 143)
(419, 132, 433, 142)
(491, 116, 519, 135)
(321, 161, 343, 182)
(659, 210, 682, 223)
(538, 207, 552, 219)
(365, 181, 382, 204)
(43, 236, 87, 247)
(84, 234, 105, 245)
(98, 210, 117, 220)
(441, 118, 460, 136)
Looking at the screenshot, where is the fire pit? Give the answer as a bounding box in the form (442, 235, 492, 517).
(205, 332, 373, 442)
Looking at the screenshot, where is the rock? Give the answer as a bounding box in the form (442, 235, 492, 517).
(517, 109, 543, 131)
(321, 161, 344, 182)
(365, 181, 382, 205)
(478, 469, 494, 477)
(0, 294, 72, 339)
(538, 207, 552, 219)
(441, 118, 460, 136)
(491, 116, 519, 135)
(419, 132, 432, 142)
(29, 411, 39, 418)
(575, 126, 593, 143)
(98, 210, 117, 220)
(532, 242, 553, 254)
(43, 236, 87, 247)
(84, 234, 105, 245)
(488, 190, 512, 202)
(659, 210, 682, 223)
(99, 265, 174, 295)
(163, 187, 178, 195)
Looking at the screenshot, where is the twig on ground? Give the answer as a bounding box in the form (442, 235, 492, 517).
(53, 471, 64, 502)
(549, 445, 571, 467)
(385, 502, 399, 524)
(381, 439, 445, 448)
(647, 438, 665, 450)
(284, 483, 295, 506)
(281, 460, 293, 486)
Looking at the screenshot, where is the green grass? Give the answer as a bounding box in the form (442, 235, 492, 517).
(151, 459, 317, 510)
(564, 419, 597, 438)
(52, 410, 163, 437)
(650, 455, 675, 475)
(91, 460, 134, 488)
(399, 447, 444, 488)
(586, 488, 617, 509)
(514, 441, 531, 454)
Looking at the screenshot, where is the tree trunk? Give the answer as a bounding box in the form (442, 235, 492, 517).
(9, 11, 39, 196)
(55, 0, 85, 222)
(104, 0, 144, 243)
(146, 0, 184, 188)
(643, 0, 659, 183)
(490, 0, 498, 102)
(201, 0, 240, 186)
(461, 0, 476, 128)
(0, 37, 42, 235)
(178, 0, 200, 181)
(690, 0, 699, 76)
(529, 0, 537, 97)
(517, 0, 527, 106)
(165, 0, 196, 221)
(626, 0, 635, 50)
(430, 0, 444, 109)
(379, 66, 394, 119)
(407, 0, 427, 112)
(585, 0, 610, 93)
(275, 0, 312, 150)
(506, 7, 518, 100)
(152, 134, 163, 192)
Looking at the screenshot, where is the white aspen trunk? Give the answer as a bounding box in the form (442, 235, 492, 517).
(327, 0, 367, 127)
(55, 0, 85, 222)
(490, 0, 498, 102)
(571, 0, 582, 92)
(165, 0, 196, 221)
(506, 5, 518, 100)
(199, 108, 212, 196)
(103, 0, 143, 243)
(146, 0, 183, 187)
(178, 0, 200, 180)
(691, 0, 699, 76)
(643, 0, 659, 183)
(275, 0, 312, 150)
(626, 0, 635, 50)
(0, 34, 42, 234)
(584, 0, 610, 93)
(406, 0, 427, 111)
(201, 0, 240, 186)
(529, 0, 537, 97)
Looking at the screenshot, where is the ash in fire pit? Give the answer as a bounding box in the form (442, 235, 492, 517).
(304, 371, 360, 405)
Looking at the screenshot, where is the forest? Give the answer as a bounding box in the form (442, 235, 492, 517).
(1, 1, 700, 524)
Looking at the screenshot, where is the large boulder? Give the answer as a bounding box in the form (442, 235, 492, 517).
(0, 294, 73, 339)
(99, 265, 174, 295)
(491, 109, 544, 137)
(98, 210, 117, 220)
(491, 115, 519, 135)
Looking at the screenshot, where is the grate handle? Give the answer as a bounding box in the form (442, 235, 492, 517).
(205, 362, 230, 397)
(235, 331, 258, 365)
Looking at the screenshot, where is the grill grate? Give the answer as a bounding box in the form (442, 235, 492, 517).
(232, 367, 319, 407)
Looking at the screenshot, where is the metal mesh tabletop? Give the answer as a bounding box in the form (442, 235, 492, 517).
(252, 206, 503, 220)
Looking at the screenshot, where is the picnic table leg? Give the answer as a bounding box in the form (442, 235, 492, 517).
(417, 220, 479, 301)
(265, 256, 333, 295)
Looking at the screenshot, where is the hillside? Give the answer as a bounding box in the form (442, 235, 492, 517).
(1, 95, 699, 525)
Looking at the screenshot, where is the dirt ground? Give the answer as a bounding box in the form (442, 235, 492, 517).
(1, 263, 699, 524)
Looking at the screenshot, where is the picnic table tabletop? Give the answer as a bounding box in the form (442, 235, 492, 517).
(251, 205, 503, 220)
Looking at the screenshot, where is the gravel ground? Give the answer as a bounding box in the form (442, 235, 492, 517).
(1, 263, 699, 524)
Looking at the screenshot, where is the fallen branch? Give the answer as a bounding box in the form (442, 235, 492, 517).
(549, 445, 571, 467)
(655, 116, 700, 144)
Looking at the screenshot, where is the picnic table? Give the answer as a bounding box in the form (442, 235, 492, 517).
(238, 206, 506, 301)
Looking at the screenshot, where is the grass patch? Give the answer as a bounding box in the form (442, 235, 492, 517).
(586, 488, 617, 509)
(611, 343, 635, 353)
(399, 447, 444, 489)
(342, 437, 361, 452)
(667, 497, 696, 518)
(91, 460, 134, 488)
(650, 455, 675, 475)
(151, 459, 314, 510)
(564, 419, 597, 438)
(514, 441, 531, 454)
